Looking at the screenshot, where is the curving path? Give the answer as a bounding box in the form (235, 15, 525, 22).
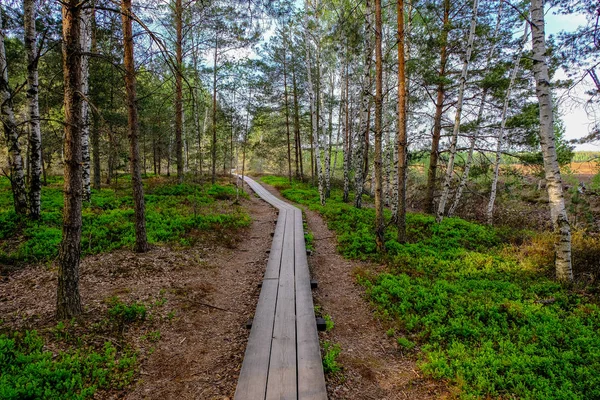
(234, 176, 327, 400)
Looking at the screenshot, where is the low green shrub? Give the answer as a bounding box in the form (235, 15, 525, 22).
(321, 340, 341, 374)
(0, 330, 136, 399)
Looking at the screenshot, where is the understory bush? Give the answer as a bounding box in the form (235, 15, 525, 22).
(0, 177, 250, 264)
(0, 330, 136, 399)
(262, 175, 600, 400)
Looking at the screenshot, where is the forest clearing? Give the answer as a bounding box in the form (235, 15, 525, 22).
(2, 0, 600, 399)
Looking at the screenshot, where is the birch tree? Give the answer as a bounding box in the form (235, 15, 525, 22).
(0, 14, 28, 216)
(396, 0, 407, 242)
(530, 0, 573, 281)
(81, 4, 92, 201)
(374, 0, 384, 250)
(24, 0, 42, 218)
(486, 21, 529, 224)
(436, 0, 479, 223)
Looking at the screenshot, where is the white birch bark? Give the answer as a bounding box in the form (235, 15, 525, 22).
(436, 0, 479, 222)
(0, 14, 28, 215)
(25, 0, 42, 218)
(80, 5, 92, 201)
(530, 0, 573, 281)
(342, 61, 351, 202)
(486, 22, 529, 224)
(354, 0, 373, 208)
(448, 3, 504, 217)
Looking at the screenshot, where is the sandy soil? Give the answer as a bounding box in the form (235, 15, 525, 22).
(259, 182, 448, 400)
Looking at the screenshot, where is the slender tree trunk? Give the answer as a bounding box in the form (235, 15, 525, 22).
(175, 0, 183, 183)
(397, 0, 408, 242)
(57, 0, 84, 319)
(355, 0, 374, 209)
(374, 0, 384, 250)
(425, 0, 450, 214)
(121, 0, 148, 253)
(81, 5, 92, 201)
(324, 71, 334, 198)
(211, 34, 218, 184)
(0, 15, 28, 216)
(486, 22, 528, 224)
(24, 0, 42, 219)
(283, 41, 292, 184)
(304, 0, 325, 205)
(530, 0, 572, 281)
(343, 58, 350, 202)
(292, 62, 304, 181)
(449, 4, 504, 218)
(436, 0, 478, 223)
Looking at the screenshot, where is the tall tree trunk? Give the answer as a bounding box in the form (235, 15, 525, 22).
(211, 34, 218, 184)
(24, 0, 42, 219)
(0, 15, 28, 215)
(343, 57, 351, 202)
(324, 71, 334, 198)
(436, 0, 478, 223)
(175, 0, 184, 183)
(121, 0, 148, 253)
(374, 0, 384, 250)
(81, 4, 92, 201)
(292, 62, 303, 180)
(396, 0, 408, 242)
(355, 0, 374, 209)
(530, 0, 572, 281)
(304, 0, 325, 205)
(425, 0, 450, 214)
(57, 0, 84, 319)
(283, 40, 292, 184)
(486, 22, 528, 224)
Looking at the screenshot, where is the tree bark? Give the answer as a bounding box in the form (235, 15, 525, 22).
(121, 0, 148, 253)
(342, 57, 350, 202)
(486, 22, 528, 224)
(355, 0, 374, 209)
(424, 0, 450, 214)
(175, 0, 184, 183)
(530, 0, 573, 281)
(0, 15, 28, 216)
(24, 0, 42, 219)
(283, 39, 292, 184)
(81, 4, 92, 201)
(304, 0, 325, 205)
(211, 34, 218, 184)
(292, 61, 303, 180)
(57, 0, 84, 319)
(436, 0, 478, 223)
(396, 0, 408, 242)
(374, 0, 384, 251)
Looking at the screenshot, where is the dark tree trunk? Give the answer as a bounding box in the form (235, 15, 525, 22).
(175, 0, 184, 182)
(121, 0, 148, 253)
(57, 0, 84, 319)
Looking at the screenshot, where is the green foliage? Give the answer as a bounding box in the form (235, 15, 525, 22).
(0, 177, 250, 264)
(107, 298, 147, 329)
(0, 330, 136, 399)
(263, 175, 600, 400)
(324, 314, 334, 332)
(321, 340, 342, 374)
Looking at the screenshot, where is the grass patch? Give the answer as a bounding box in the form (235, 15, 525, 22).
(263, 175, 600, 400)
(0, 176, 250, 264)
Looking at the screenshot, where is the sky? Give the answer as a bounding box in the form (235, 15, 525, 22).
(546, 9, 599, 151)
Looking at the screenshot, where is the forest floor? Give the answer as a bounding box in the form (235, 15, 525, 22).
(259, 182, 448, 399)
(0, 184, 276, 399)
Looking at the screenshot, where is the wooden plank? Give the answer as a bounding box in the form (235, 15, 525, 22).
(264, 209, 287, 280)
(265, 211, 297, 400)
(294, 210, 327, 400)
(235, 279, 279, 400)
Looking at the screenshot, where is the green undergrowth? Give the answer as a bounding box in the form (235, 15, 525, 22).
(0, 176, 250, 264)
(261, 175, 600, 400)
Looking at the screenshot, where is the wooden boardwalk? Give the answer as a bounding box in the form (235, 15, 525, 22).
(234, 176, 327, 400)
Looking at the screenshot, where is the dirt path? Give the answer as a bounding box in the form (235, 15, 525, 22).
(259, 182, 447, 400)
(0, 192, 276, 400)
